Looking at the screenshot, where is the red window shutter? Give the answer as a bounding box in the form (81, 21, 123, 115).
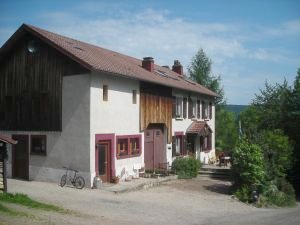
(183, 98, 187, 119)
(197, 100, 200, 119)
(172, 96, 176, 118)
(188, 98, 192, 119)
(207, 134, 212, 150)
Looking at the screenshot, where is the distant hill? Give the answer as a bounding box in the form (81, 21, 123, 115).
(225, 105, 248, 115)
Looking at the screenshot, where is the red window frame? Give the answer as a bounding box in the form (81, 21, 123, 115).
(116, 135, 142, 159)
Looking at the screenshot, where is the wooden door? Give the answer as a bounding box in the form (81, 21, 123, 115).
(96, 141, 111, 182)
(12, 135, 29, 180)
(144, 130, 154, 169)
(144, 128, 166, 169)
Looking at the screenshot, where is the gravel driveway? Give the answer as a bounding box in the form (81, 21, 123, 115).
(2, 177, 300, 225)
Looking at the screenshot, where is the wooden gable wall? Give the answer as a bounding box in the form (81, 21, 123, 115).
(140, 82, 173, 143)
(0, 32, 89, 131)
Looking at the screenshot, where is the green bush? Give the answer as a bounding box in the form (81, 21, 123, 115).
(231, 139, 265, 190)
(258, 179, 296, 207)
(255, 130, 293, 180)
(172, 157, 201, 179)
(234, 185, 251, 203)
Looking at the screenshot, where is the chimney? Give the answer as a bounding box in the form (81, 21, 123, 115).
(142, 57, 154, 72)
(172, 60, 183, 75)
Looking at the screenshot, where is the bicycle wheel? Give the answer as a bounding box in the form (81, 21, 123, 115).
(60, 174, 67, 187)
(75, 176, 85, 189)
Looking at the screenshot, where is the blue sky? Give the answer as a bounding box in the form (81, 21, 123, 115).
(1, 0, 299, 104)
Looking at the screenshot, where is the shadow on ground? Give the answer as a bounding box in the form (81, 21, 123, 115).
(203, 183, 231, 195)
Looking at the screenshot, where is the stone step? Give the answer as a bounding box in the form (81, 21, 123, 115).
(199, 166, 232, 179)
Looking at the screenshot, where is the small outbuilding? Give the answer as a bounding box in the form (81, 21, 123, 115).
(0, 134, 17, 192)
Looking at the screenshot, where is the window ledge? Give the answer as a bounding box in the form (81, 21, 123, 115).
(30, 152, 46, 156)
(175, 117, 183, 121)
(117, 153, 141, 160)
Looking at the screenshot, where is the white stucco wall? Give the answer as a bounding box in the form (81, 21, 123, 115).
(3, 74, 91, 185)
(170, 89, 216, 164)
(90, 72, 143, 183)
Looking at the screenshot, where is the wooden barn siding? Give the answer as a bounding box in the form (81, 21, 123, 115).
(140, 82, 173, 143)
(0, 33, 89, 131)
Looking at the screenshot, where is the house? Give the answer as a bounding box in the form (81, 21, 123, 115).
(0, 24, 217, 187)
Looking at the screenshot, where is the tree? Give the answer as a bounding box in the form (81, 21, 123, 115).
(240, 68, 300, 195)
(215, 108, 238, 153)
(188, 48, 225, 104)
(256, 130, 293, 180)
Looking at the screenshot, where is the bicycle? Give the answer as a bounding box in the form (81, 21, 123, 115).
(60, 167, 85, 189)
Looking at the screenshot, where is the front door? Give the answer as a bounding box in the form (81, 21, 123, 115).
(12, 135, 29, 180)
(96, 141, 111, 182)
(144, 127, 166, 169)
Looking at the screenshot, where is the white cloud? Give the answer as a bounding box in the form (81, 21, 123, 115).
(263, 20, 300, 37)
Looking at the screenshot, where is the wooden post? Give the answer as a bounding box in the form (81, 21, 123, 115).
(3, 143, 7, 192)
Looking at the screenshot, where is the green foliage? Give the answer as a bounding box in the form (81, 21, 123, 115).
(0, 203, 32, 217)
(258, 179, 296, 207)
(234, 185, 251, 203)
(232, 139, 265, 190)
(256, 130, 293, 180)
(0, 192, 65, 213)
(188, 48, 225, 104)
(172, 157, 201, 179)
(215, 107, 238, 153)
(240, 69, 300, 195)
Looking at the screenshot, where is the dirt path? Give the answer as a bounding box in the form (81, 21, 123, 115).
(1, 177, 299, 225)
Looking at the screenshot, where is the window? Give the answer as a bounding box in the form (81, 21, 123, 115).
(117, 138, 128, 156)
(192, 99, 196, 118)
(117, 135, 141, 159)
(132, 90, 137, 104)
(172, 134, 185, 157)
(175, 97, 183, 117)
(176, 136, 181, 154)
(204, 134, 212, 151)
(31, 135, 46, 155)
(103, 85, 108, 101)
(202, 101, 208, 119)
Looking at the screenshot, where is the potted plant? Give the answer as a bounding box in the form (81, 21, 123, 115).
(111, 176, 120, 184)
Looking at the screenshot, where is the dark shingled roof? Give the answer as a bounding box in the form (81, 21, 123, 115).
(0, 24, 218, 97)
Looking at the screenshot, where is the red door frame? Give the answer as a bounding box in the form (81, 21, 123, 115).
(95, 134, 115, 180)
(95, 140, 111, 182)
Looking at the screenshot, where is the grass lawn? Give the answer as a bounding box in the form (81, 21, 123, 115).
(0, 192, 69, 217)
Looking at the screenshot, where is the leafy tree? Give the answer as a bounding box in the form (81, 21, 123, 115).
(188, 48, 225, 104)
(256, 130, 293, 180)
(240, 68, 300, 195)
(215, 108, 238, 153)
